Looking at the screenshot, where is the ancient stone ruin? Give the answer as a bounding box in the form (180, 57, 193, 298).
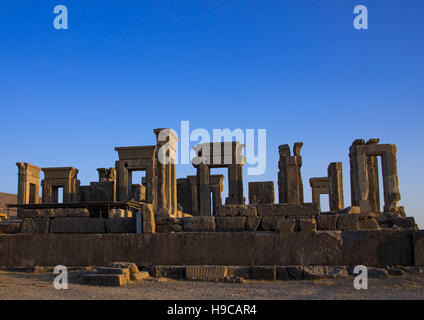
(0, 129, 423, 280)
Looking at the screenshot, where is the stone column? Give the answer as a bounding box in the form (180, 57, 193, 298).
(349, 139, 370, 208)
(197, 164, 210, 216)
(328, 162, 344, 211)
(116, 160, 130, 202)
(367, 156, 380, 212)
(278, 143, 304, 205)
(154, 128, 179, 215)
(381, 145, 400, 212)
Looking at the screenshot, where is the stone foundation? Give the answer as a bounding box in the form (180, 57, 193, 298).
(0, 230, 422, 267)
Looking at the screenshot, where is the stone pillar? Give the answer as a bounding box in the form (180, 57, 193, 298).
(188, 175, 198, 214)
(197, 164, 210, 216)
(367, 155, 380, 212)
(349, 139, 369, 208)
(328, 162, 344, 211)
(16, 163, 41, 210)
(210, 175, 224, 216)
(278, 143, 304, 205)
(381, 145, 400, 211)
(154, 128, 179, 215)
(116, 160, 129, 202)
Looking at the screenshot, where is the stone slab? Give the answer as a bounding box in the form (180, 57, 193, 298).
(156, 224, 183, 233)
(105, 218, 136, 233)
(142, 204, 156, 234)
(337, 214, 359, 231)
(185, 266, 228, 281)
(182, 217, 216, 232)
(317, 215, 338, 230)
(21, 218, 49, 234)
(82, 274, 128, 286)
(181, 232, 254, 266)
(215, 217, 246, 232)
(0, 223, 21, 234)
(257, 203, 318, 217)
(249, 266, 276, 280)
(261, 216, 284, 231)
(358, 217, 380, 230)
(50, 218, 106, 234)
(216, 205, 257, 217)
(254, 231, 344, 266)
(246, 216, 262, 232)
(342, 230, 414, 267)
(276, 219, 295, 233)
(413, 231, 424, 266)
(96, 267, 130, 281)
(248, 182, 275, 204)
(299, 218, 317, 232)
(143, 266, 185, 279)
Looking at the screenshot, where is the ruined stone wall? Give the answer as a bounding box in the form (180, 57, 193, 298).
(0, 230, 422, 267)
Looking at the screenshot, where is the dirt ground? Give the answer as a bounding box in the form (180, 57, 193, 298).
(0, 270, 423, 300)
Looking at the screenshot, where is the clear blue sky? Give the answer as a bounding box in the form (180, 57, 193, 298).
(0, 1, 423, 226)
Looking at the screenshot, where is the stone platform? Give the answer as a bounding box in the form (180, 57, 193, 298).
(0, 230, 422, 268)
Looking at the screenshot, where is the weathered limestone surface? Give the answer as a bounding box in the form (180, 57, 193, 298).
(358, 217, 380, 230)
(257, 203, 318, 217)
(342, 230, 414, 267)
(246, 216, 262, 231)
(248, 182, 275, 204)
(82, 274, 128, 286)
(20, 208, 90, 219)
(155, 224, 183, 233)
(182, 217, 216, 232)
(299, 218, 317, 232)
(341, 206, 361, 214)
(143, 266, 185, 279)
(50, 218, 106, 234)
(261, 216, 284, 231)
(249, 266, 276, 280)
(215, 217, 246, 232)
(254, 231, 344, 266)
(216, 204, 257, 217)
(0, 223, 21, 234)
(336, 214, 359, 231)
(276, 219, 296, 233)
(327, 162, 344, 211)
(97, 267, 130, 281)
(185, 266, 227, 281)
(317, 215, 338, 230)
(21, 218, 49, 234)
(142, 204, 155, 234)
(181, 232, 254, 266)
(109, 209, 132, 218)
(278, 143, 304, 205)
(105, 218, 136, 233)
(413, 231, 424, 266)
